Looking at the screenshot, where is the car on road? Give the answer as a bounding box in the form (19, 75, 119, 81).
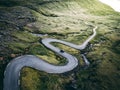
(60, 50, 64, 53)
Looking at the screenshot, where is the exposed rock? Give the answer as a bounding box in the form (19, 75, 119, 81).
(0, 57, 4, 61)
(10, 54, 16, 58)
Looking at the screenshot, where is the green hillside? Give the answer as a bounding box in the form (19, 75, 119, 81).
(0, 0, 120, 90)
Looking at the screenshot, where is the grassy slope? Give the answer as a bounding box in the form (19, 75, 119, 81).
(0, 0, 120, 90)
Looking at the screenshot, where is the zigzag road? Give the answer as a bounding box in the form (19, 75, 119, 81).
(3, 26, 97, 90)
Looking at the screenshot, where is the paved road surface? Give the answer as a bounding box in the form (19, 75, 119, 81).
(3, 26, 97, 90)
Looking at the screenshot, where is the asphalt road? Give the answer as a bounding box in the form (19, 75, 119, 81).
(3, 26, 97, 90)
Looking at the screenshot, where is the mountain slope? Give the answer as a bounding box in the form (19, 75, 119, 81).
(0, 0, 120, 90)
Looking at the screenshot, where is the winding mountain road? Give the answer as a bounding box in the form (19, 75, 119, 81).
(3, 26, 97, 90)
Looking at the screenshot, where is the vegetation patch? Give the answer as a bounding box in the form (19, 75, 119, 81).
(112, 40, 120, 54)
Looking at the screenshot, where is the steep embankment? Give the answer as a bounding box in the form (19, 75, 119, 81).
(0, 0, 120, 90)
